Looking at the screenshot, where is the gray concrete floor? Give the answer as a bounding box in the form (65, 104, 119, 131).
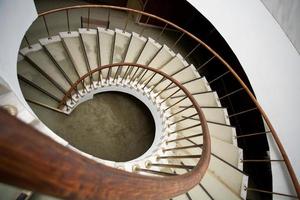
(30, 92, 155, 162)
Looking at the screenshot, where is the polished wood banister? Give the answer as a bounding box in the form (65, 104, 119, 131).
(31, 4, 298, 197)
(0, 64, 210, 200)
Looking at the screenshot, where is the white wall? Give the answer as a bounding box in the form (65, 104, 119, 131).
(0, 0, 37, 110)
(187, 0, 300, 196)
(261, 0, 300, 54)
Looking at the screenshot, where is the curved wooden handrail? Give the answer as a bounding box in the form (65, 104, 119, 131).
(0, 63, 210, 200)
(36, 5, 299, 196)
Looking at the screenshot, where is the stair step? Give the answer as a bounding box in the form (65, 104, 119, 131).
(113, 28, 131, 64)
(176, 137, 242, 168)
(174, 76, 211, 96)
(79, 28, 99, 81)
(97, 27, 115, 78)
(131, 37, 162, 80)
(60, 31, 90, 85)
(39, 36, 79, 85)
(20, 45, 70, 92)
(139, 45, 176, 82)
(201, 171, 242, 200)
(29, 193, 61, 200)
(167, 91, 219, 108)
(0, 183, 29, 200)
(136, 37, 162, 65)
(124, 32, 147, 63)
(162, 54, 189, 76)
(148, 44, 175, 69)
(188, 184, 212, 200)
(17, 60, 64, 99)
(19, 79, 59, 108)
(202, 107, 228, 124)
(207, 122, 237, 145)
(172, 194, 190, 200)
(171, 115, 236, 145)
(173, 142, 247, 198)
(209, 156, 247, 198)
(150, 54, 189, 91)
(170, 102, 228, 125)
(110, 28, 131, 77)
(150, 66, 209, 102)
(174, 168, 242, 200)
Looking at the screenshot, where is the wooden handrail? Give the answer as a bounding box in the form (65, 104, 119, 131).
(36, 5, 300, 197)
(0, 64, 210, 200)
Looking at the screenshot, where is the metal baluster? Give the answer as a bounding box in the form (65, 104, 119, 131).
(184, 43, 200, 59)
(24, 35, 32, 49)
(42, 16, 51, 39)
(139, 16, 150, 36)
(142, 72, 156, 89)
(156, 23, 168, 42)
(66, 10, 70, 33)
(197, 55, 215, 71)
(87, 8, 91, 30)
(172, 32, 185, 49)
(123, 11, 130, 33)
(106, 8, 110, 30)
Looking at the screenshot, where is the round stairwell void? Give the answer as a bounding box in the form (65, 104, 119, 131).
(29, 91, 156, 162)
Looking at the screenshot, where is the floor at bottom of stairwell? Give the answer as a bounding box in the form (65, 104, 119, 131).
(30, 92, 156, 162)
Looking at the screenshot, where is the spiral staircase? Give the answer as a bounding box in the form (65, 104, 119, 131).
(0, 3, 299, 200)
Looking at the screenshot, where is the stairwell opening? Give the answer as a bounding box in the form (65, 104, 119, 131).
(29, 91, 156, 162)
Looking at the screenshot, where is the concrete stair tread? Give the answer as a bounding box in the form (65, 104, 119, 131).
(79, 29, 98, 68)
(157, 77, 211, 101)
(79, 28, 99, 81)
(19, 79, 59, 108)
(178, 76, 210, 94)
(41, 40, 79, 84)
(121, 32, 147, 78)
(172, 194, 190, 200)
(175, 137, 241, 168)
(201, 171, 243, 200)
(149, 54, 191, 91)
(124, 31, 147, 63)
(207, 122, 237, 145)
(173, 145, 246, 198)
(29, 193, 61, 200)
(24, 49, 70, 91)
(174, 168, 242, 200)
(170, 116, 236, 145)
(170, 112, 237, 147)
(17, 60, 64, 99)
(111, 28, 131, 77)
(113, 28, 131, 63)
(132, 37, 162, 81)
(148, 44, 175, 69)
(162, 53, 188, 74)
(136, 37, 162, 65)
(171, 104, 228, 124)
(60, 32, 89, 81)
(97, 27, 114, 77)
(188, 184, 212, 200)
(0, 183, 30, 200)
(167, 91, 219, 108)
(140, 45, 176, 82)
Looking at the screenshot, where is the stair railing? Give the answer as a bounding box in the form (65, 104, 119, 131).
(0, 63, 211, 200)
(21, 4, 299, 198)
